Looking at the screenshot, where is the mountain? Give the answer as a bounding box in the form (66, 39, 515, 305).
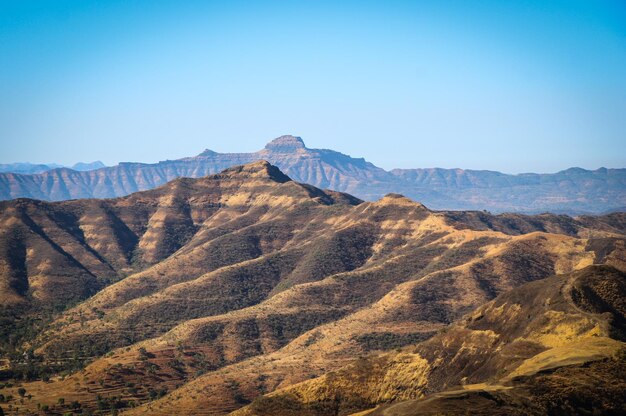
(0, 161, 105, 175)
(0, 163, 63, 174)
(233, 265, 626, 416)
(391, 166, 626, 214)
(0, 135, 623, 214)
(70, 161, 106, 171)
(0, 162, 624, 415)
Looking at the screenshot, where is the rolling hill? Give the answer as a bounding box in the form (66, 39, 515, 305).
(233, 265, 626, 416)
(0, 161, 624, 415)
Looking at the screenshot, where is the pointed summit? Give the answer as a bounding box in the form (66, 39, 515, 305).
(219, 160, 292, 183)
(264, 135, 306, 152)
(197, 149, 217, 157)
(375, 193, 427, 208)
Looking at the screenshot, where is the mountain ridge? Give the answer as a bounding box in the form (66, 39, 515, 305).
(1, 135, 623, 214)
(1, 161, 624, 415)
(0, 161, 105, 174)
(231, 265, 626, 416)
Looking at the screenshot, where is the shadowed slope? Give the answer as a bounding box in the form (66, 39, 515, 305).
(0, 161, 359, 358)
(232, 266, 626, 416)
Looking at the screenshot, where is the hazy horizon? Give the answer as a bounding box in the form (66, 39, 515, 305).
(2, 133, 625, 176)
(1, 0, 625, 173)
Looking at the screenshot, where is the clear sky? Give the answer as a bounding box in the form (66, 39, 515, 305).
(1, 0, 625, 173)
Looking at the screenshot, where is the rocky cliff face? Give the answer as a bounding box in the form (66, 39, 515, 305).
(1, 135, 624, 214)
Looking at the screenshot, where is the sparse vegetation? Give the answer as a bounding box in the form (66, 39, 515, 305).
(355, 331, 437, 351)
(0, 162, 624, 416)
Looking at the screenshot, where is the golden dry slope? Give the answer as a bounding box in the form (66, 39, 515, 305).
(0, 161, 624, 415)
(233, 265, 626, 416)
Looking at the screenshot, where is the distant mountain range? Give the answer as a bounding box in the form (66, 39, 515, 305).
(0, 136, 623, 214)
(0, 160, 105, 174)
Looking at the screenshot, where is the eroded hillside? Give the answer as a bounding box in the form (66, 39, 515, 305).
(233, 265, 626, 416)
(0, 162, 624, 415)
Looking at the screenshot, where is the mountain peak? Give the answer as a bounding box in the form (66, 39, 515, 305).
(198, 149, 217, 157)
(264, 135, 306, 152)
(72, 161, 106, 171)
(219, 160, 292, 183)
(376, 193, 426, 208)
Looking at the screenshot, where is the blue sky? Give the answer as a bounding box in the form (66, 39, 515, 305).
(1, 0, 625, 173)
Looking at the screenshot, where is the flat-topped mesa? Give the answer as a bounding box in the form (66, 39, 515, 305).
(264, 135, 307, 152)
(218, 160, 292, 183)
